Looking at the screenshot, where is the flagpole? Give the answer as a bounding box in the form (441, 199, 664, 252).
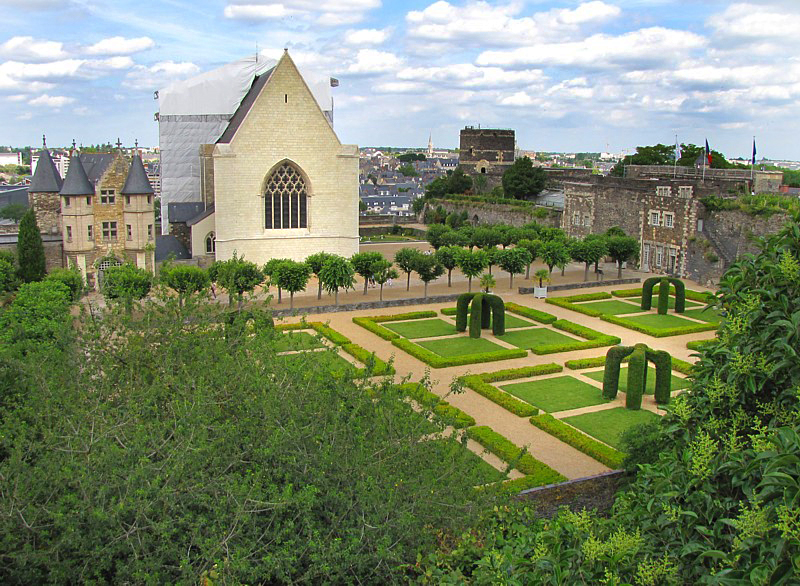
(702, 142, 706, 183)
(751, 136, 755, 183)
(673, 134, 678, 178)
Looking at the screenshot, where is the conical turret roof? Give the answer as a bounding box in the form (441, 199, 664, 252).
(28, 149, 63, 193)
(59, 154, 95, 196)
(121, 154, 154, 195)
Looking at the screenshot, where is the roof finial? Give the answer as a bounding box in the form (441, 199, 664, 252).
(72, 139, 76, 150)
(116, 137, 122, 150)
(134, 138, 139, 149)
(42, 134, 47, 149)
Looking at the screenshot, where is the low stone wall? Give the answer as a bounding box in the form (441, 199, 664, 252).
(271, 292, 465, 317)
(518, 277, 640, 294)
(358, 215, 417, 226)
(426, 200, 562, 228)
(515, 470, 627, 518)
(359, 226, 426, 238)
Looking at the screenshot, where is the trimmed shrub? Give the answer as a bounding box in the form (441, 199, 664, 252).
(641, 277, 658, 310)
(311, 322, 351, 345)
(566, 356, 630, 370)
(352, 317, 398, 340)
(657, 278, 670, 315)
(603, 346, 635, 399)
(528, 320, 620, 355)
(485, 294, 505, 336)
(599, 314, 717, 337)
(673, 279, 686, 313)
(469, 293, 484, 338)
(466, 426, 566, 483)
(370, 310, 438, 322)
(440, 307, 457, 316)
(626, 344, 647, 410)
(391, 338, 526, 369)
(561, 292, 612, 302)
(671, 357, 695, 376)
(342, 343, 394, 376)
(461, 375, 539, 417)
(647, 348, 672, 404)
(396, 382, 440, 408)
(545, 297, 603, 317)
(505, 302, 557, 324)
(479, 364, 563, 382)
(530, 414, 626, 469)
(395, 382, 475, 428)
(455, 293, 476, 332)
(686, 339, 715, 351)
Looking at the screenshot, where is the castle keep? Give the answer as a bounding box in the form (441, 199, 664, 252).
(458, 127, 515, 187)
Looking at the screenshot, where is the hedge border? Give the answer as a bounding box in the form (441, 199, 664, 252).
(565, 355, 630, 370)
(530, 319, 621, 355)
(611, 286, 714, 303)
(545, 293, 614, 318)
(687, 339, 715, 351)
(391, 337, 527, 369)
(341, 343, 395, 376)
(530, 414, 625, 469)
(443, 302, 558, 325)
(394, 382, 476, 429)
(670, 357, 695, 376)
(479, 364, 563, 382)
(466, 425, 566, 485)
(352, 310, 442, 341)
(275, 321, 351, 345)
(600, 314, 717, 338)
(459, 364, 563, 417)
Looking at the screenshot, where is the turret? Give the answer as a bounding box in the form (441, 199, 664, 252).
(59, 150, 95, 252)
(27, 135, 64, 234)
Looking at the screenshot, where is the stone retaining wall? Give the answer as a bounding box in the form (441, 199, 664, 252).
(518, 277, 640, 294)
(515, 470, 627, 518)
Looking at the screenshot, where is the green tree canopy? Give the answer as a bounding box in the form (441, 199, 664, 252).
(101, 263, 153, 314)
(394, 247, 423, 291)
(306, 251, 335, 300)
(501, 156, 547, 199)
(411, 253, 445, 297)
(540, 239, 570, 274)
(425, 224, 452, 250)
(609, 144, 676, 176)
(160, 264, 210, 307)
(369, 258, 398, 301)
(0, 203, 27, 222)
(435, 245, 462, 287)
(497, 247, 532, 288)
(350, 251, 384, 294)
(570, 237, 608, 281)
(0, 258, 17, 293)
(606, 234, 639, 278)
(264, 257, 291, 303)
(516, 238, 542, 278)
(397, 163, 418, 177)
(456, 248, 488, 292)
(17, 209, 45, 283)
(44, 266, 84, 301)
(275, 260, 311, 309)
(215, 253, 264, 310)
(318, 255, 355, 305)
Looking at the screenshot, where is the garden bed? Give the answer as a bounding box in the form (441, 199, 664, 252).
(562, 407, 661, 451)
(499, 375, 610, 413)
(582, 366, 690, 394)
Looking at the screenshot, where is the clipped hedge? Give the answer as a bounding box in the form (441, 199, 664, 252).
(466, 426, 566, 484)
(441, 307, 457, 316)
(395, 382, 476, 429)
(352, 316, 398, 340)
(626, 345, 647, 410)
(505, 302, 558, 324)
(687, 339, 715, 351)
(353, 311, 440, 341)
(275, 321, 351, 345)
(391, 338, 527, 369)
(461, 375, 539, 417)
(479, 364, 563, 383)
(603, 345, 636, 400)
(545, 297, 603, 318)
(342, 343, 394, 376)
(561, 292, 613, 303)
(565, 355, 630, 370)
(530, 320, 620, 355)
(612, 285, 714, 303)
(530, 414, 626, 469)
(370, 310, 438, 323)
(647, 348, 672, 405)
(671, 357, 695, 376)
(600, 314, 717, 338)
(657, 279, 671, 315)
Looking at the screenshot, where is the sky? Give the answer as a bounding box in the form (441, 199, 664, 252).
(2, 0, 799, 160)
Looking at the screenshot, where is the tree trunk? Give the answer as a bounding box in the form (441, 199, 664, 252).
(278, 287, 282, 303)
(317, 280, 322, 300)
(488, 265, 492, 275)
(468, 276, 472, 292)
(406, 271, 411, 291)
(363, 278, 368, 295)
(290, 291, 294, 310)
(526, 263, 531, 279)
(584, 263, 590, 282)
(237, 293, 244, 312)
(447, 269, 452, 287)
(379, 284, 384, 301)
(509, 273, 514, 288)
(617, 262, 623, 279)
(424, 281, 428, 298)
(335, 289, 339, 305)
(561, 266, 565, 276)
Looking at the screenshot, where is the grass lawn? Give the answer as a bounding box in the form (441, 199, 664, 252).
(384, 318, 457, 339)
(504, 314, 538, 329)
(500, 375, 609, 412)
(417, 336, 508, 357)
(563, 407, 662, 450)
(500, 328, 578, 351)
(576, 299, 644, 315)
(583, 366, 691, 394)
(630, 296, 701, 310)
(424, 440, 507, 484)
(622, 313, 701, 330)
(274, 331, 325, 352)
(281, 350, 355, 375)
(682, 307, 724, 324)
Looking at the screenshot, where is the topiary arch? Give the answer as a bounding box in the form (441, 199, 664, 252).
(641, 276, 686, 314)
(602, 343, 672, 408)
(455, 292, 505, 338)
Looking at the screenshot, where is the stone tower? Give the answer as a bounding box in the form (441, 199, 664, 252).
(120, 152, 157, 270)
(59, 151, 95, 277)
(28, 139, 64, 235)
(458, 126, 515, 188)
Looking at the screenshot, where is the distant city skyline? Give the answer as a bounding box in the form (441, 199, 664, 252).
(2, 1, 799, 160)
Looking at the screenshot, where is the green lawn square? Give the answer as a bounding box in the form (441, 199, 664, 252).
(583, 366, 690, 395)
(563, 407, 662, 450)
(423, 440, 507, 485)
(575, 299, 644, 315)
(499, 375, 609, 412)
(280, 350, 356, 375)
(622, 313, 701, 330)
(274, 331, 325, 352)
(682, 307, 724, 324)
(384, 318, 457, 339)
(500, 328, 577, 351)
(504, 314, 539, 329)
(417, 337, 508, 357)
(630, 296, 701, 310)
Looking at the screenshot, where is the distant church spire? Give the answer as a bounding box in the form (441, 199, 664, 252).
(427, 132, 433, 159)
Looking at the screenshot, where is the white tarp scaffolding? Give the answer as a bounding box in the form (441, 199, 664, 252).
(157, 53, 334, 231)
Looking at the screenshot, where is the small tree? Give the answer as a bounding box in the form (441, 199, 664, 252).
(534, 268, 551, 288)
(479, 273, 496, 293)
(160, 264, 210, 307)
(471, 226, 502, 250)
(17, 209, 46, 283)
(501, 156, 547, 199)
(370, 258, 398, 301)
(607, 235, 639, 279)
(435, 245, 461, 287)
(570, 237, 608, 281)
(264, 258, 291, 303)
(485, 247, 501, 275)
(318, 255, 355, 305)
(306, 251, 334, 300)
(425, 224, 452, 250)
(216, 253, 264, 311)
(394, 247, 422, 291)
(540, 240, 570, 274)
(497, 247, 532, 289)
(102, 263, 153, 314)
(275, 260, 311, 309)
(0, 258, 18, 293)
(412, 253, 445, 298)
(350, 251, 384, 295)
(45, 266, 85, 301)
(456, 249, 488, 293)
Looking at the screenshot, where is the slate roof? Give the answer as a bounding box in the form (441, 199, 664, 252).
(121, 154, 154, 195)
(28, 149, 63, 193)
(0, 186, 29, 209)
(217, 68, 275, 144)
(186, 204, 214, 226)
(168, 202, 206, 223)
(60, 154, 95, 196)
(79, 153, 115, 183)
(155, 234, 191, 262)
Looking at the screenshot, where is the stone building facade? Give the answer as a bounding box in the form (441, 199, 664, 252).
(458, 127, 515, 188)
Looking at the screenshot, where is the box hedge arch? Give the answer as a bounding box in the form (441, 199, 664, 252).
(602, 343, 673, 407)
(641, 276, 687, 314)
(455, 292, 505, 338)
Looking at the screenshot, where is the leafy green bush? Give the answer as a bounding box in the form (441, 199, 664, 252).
(0, 280, 73, 346)
(440, 307, 457, 316)
(505, 302, 557, 324)
(602, 346, 635, 400)
(529, 414, 625, 469)
(460, 375, 539, 417)
(342, 343, 394, 376)
(670, 357, 695, 376)
(391, 338, 527, 368)
(619, 422, 663, 473)
(465, 426, 565, 483)
(395, 382, 475, 428)
(686, 339, 715, 351)
(600, 314, 717, 337)
(479, 364, 563, 382)
(44, 267, 84, 301)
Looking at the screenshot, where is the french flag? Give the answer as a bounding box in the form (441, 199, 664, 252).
(705, 139, 712, 166)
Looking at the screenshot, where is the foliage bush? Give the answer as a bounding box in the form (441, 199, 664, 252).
(657, 278, 671, 314)
(465, 426, 565, 483)
(686, 339, 715, 351)
(341, 343, 395, 376)
(43, 267, 84, 301)
(504, 302, 557, 324)
(394, 382, 475, 428)
(529, 414, 626, 469)
(670, 357, 695, 376)
(391, 338, 526, 369)
(460, 375, 539, 417)
(0, 280, 73, 347)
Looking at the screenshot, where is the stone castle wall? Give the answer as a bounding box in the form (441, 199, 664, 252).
(425, 199, 562, 228)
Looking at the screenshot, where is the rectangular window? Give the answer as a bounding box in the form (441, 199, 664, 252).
(87, 225, 93, 240)
(64, 197, 70, 207)
(66, 226, 72, 241)
(582, 215, 591, 227)
(147, 225, 153, 240)
(656, 246, 663, 268)
(664, 213, 674, 228)
(102, 221, 117, 241)
(147, 195, 152, 204)
(650, 211, 660, 226)
(86, 196, 91, 206)
(669, 248, 678, 272)
(126, 224, 133, 241)
(100, 190, 115, 204)
(572, 212, 580, 226)
(679, 186, 693, 198)
(125, 195, 131, 205)
(656, 186, 671, 197)
(643, 243, 651, 268)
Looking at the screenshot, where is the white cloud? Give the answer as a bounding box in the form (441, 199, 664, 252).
(346, 49, 402, 74)
(29, 94, 75, 108)
(499, 91, 535, 107)
(397, 64, 545, 89)
(224, 0, 380, 25)
(373, 81, 426, 94)
(707, 3, 800, 41)
(84, 36, 155, 56)
(0, 36, 65, 61)
(344, 28, 390, 45)
(123, 61, 201, 91)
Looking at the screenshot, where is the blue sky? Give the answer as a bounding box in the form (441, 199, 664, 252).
(2, 0, 799, 160)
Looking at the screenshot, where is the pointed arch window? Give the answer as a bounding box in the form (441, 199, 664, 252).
(264, 163, 308, 229)
(205, 232, 216, 254)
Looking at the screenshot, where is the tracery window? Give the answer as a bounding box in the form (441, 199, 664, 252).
(264, 163, 307, 229)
